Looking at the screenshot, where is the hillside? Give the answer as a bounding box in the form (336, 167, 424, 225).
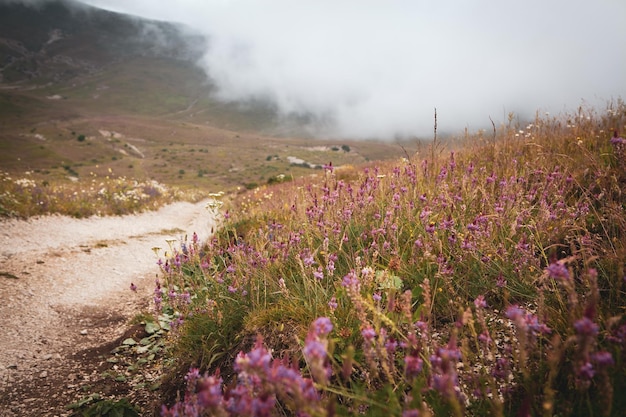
(0, 0, 408, 195)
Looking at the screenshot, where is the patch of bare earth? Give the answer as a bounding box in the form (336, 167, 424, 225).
(0, 201, 215, 417)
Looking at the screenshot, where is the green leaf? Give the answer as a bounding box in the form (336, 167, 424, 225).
(136, 344, 150, 354)
(122, 338, 137, 346)
(378, 271, 403, 290)
(144, 321, 160, 334)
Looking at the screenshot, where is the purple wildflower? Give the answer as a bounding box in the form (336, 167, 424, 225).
(404, 354, 424, 377)
(592, 351, 614, 367)
(385, 338, 398, 354)
(546, 261, 570, 282)
(610, 130, 625, 144)
(235, 338, 272, 373)
(474, 295, 487, 309)
(313, 267, 324, 280)
(303, 254, 315, 267)
(180, 291, 191, 304)
(362, 327, 376, 341)
(574, 317, 599, 337)
(342, 271, 360, 290)
(197, 376, 224, 408)
(328, 296, 338, 311)
(326, 259, 335, 274)
(578, 362, 595, 380)
(303, 339, 327, 361)
(505, 305, 524, 321)
(496, 273, 507, 288)
(311, 317, 333, 337)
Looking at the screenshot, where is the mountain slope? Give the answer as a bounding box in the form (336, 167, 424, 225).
(0, 0, 302, 134)
(0, 0, 203, 83)
(0, 0, 406, 192)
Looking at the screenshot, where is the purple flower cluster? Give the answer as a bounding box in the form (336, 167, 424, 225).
(162, 320, 332, 417)
(429, 338, 463, 400)
(610, 131, 625, 165)
(506, 305, 552, 342)
(304, 317, 333, 384)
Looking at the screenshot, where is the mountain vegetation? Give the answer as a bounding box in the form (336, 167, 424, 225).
(2, 1, 625, 416)
(155, 103, 626, 416)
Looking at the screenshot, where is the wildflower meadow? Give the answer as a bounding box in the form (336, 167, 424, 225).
(151, 101, 626, 417)
(0, 171, 201, 218)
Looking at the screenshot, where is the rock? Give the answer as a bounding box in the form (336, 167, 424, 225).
(7, 364, 18, 369)
(43, 354, 53, 360)
(80, 329, 88, 335)
(39, 370, 48, 378)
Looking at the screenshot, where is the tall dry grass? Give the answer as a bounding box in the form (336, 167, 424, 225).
(153, 101, 625, 416)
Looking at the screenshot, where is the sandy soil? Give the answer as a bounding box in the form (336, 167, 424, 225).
(0, 200, 216, 416)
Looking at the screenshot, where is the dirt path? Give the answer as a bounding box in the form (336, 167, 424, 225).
(0, 200, 216, 416)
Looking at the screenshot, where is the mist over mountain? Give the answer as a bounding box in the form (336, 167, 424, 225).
(3, 0, 625, 140)
(0, 0, 205, 85)
(77, 0, 626, 139)
(0, 0, 325, 137)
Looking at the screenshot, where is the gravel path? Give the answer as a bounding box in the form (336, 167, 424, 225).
(0, 200, 216, 416)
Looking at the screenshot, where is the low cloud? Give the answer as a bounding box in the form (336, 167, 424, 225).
(76, 1, 626, 138)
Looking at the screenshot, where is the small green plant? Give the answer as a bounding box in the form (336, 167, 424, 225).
(79, 398, 139, 417)
(77, 134, 86, 142)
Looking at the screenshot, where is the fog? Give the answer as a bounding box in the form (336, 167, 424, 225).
(71, 1, 626, 137)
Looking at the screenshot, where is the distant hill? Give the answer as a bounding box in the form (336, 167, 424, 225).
(0, 0, 286, 132)
(0, 0, 204, 84)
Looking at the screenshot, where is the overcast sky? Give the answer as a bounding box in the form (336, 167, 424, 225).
(76, 0, 625, 138)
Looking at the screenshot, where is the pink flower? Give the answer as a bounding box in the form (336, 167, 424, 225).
(311, 317, 333, 337)
(361, 327, 376, 341)
(474, 295, 487, 309)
